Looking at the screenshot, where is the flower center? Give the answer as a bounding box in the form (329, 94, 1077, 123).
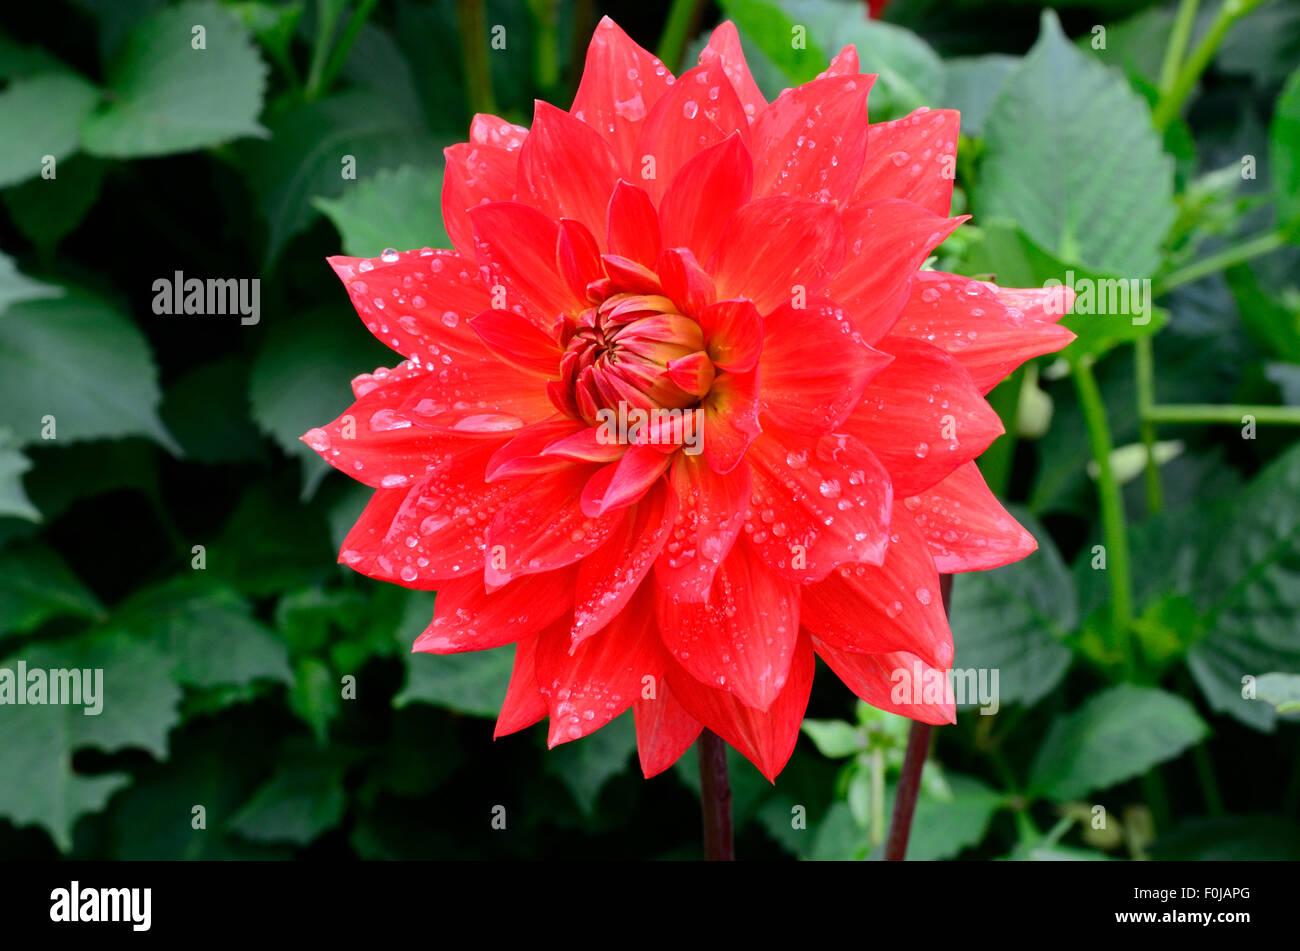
(559, 291, 715, 426)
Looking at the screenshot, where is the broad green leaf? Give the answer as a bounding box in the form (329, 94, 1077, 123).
(0, 286, 177, 450)
(881, 773, 1004, 861)
(1255, 672, 1300, 714)
(287, 656, 340, 744)
(0, 252, 61, 313)
(205, 482, 335, 594)
(396, 646, 514, 718)
(0, 33, 67, 80)
(1028, 684, 1208, 800)
(2, 156, 107, 252)
(718, 0, 827, 84)
(0, 442, 39, 521)
(979, 11, 1175, 277)
(159, 355, 267, 465)
(315, 165, 448, 258)
(110, 578, 293, 689)
(1187, 442, 1300, 730)
(950, 507, 1075, 708)
(228, 759, 346, 844)
(544, 714, 636, 814)
(0, 543, 104, 636)
(80, 1, 268, 158)
(1271, 67, 1300, 234)
(0, 71, 100, 187)
(0, 633, 181, 850)
(800, 718, 862, 758)
(940, 55, 1016, 137)
(248, 305, 390, 499)
(243, 89, 439, 265)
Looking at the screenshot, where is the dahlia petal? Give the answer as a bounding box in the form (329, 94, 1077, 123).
(573, 482, 677, 644)
(750, 73, 874, 205)
(412, 567, 576, 653)
(634, 677, 703, 778)
(581, 443, 673, 517)
(746, 432, 893, 583)
(700, 367, 761, 474)
(666, 631, 815, 781)
(606, 180, 661, 267)
(697, 298, 762, 373)
(442, 141, 517, 257)
(469, 113, 529, 150)
(357, 356, 554, 435)
(801, 500, 953, 669)
(601, 253, 663, 295)
(485, 464, 624, 586)
(697, 21, 767, 123)
(989, 284, 1075, 325)
(655, 452, 750, 600)
(711, 195, 844, 315)
(329, 250, 491, 364)
(518, 101, 622, 240)
(904, 461, 1037, 572)
(887, 272, 1075, 393)
(853, 109, 961, 217)
(540, 425, 625, 464)
(537, 587, 665, 746)
(821, 46, 860, 78)
(659, 133, 754, 266)
(813, 640, 956, 725)
(656, 247, 716, 319)
(469, 308, 562, 376)
(557, 217, 605, 302)
(832, 200, 966, 344)
(469, 201, 584, 329)
(569, 16, 675, 173)
(758, 295, 892, 437)
(656, 543, 800, 711)
(338, 441, 529, 585)
(494, 634, 547, 738)
(485, 417, 586, 481)
(632, 59, 750, 203)
(844, 337, 1004, 497)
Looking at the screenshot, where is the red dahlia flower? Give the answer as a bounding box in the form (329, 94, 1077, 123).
(304, 18, 1075, 781)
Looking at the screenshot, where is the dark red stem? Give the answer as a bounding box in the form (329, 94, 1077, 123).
(697, 729, 734, 861)
(884, 573, 953, 861)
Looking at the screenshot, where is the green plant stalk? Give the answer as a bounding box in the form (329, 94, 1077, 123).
(1134, 336, 1164, 515)
(1154, 229, 1286, 295)
(1152, 0, 1265, 130)
(1192, 741, 1225, 816)
(1144, 403, 1300, 425)
(456, 0, 498, 116)
(532, 0, 562, 93)
(1072, 358, 1136, 677)
(870, 747, 885, 847)
(305, 0, 348, 101)
(318, 0, 381, 97)
(1158, 0, 1201, 95)
(978, 368, 1024, 498)
(657, 0, 702, 73)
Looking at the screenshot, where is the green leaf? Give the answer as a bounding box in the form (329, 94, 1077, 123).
(1270, 67, 1300, 234)
(1150, 815, 1300, 860)
(950, 506, 1075, 708)
(2, 156, 107, 252)
(0, 71, 100, 187)
(0, 543, 104, 636)
(978, 11, 1175, 277)
(940, 55, 1016, 137)
(111, 578, 293, 689)
(717, 0, 826, 85)
(0, 633, 182, 850)
(800, 718, 862, 758)
(1187, 443, 1300, 730)
(544, 714, 636, 814)
(1028, 684, 1208, 801)
(0, 441, 39, 521)
(0, 285, 177, 450)
(881, 773, 1003, 860)
(158, 355, 267, 465)
(1255, 672, 1300, 714)
(315, 165, 449, 258)
(0, 252, 61, 313)
(228, 758, 346, 845)
(248, 305, 391, 498)
(396, 646, 513, 718)
(243, 89, 439, 265)
(288, 656, 341, 744)
(80, 0, 268, 158)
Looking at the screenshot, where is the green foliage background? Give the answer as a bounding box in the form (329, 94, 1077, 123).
(1, 0, 1298, 860)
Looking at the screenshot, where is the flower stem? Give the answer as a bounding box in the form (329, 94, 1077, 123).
(1152, 0, 1264, 130)
(1134, 336, 1164, 515)
(884, 574, 951, 861)
(1153, 229, 1287, 296)
(305, 0, 347, 101)
(456, 0, 498, 116)
(1072, 357, 1136, 677)
(1158, 0, 1201, 96)
(697, 729, 734, 861)
(1144, 403, 1300, 425)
